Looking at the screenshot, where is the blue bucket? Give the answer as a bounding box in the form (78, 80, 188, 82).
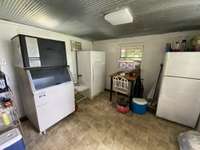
(131, 98, 147, 115)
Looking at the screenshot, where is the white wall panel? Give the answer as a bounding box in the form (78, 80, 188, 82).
(93, 31, 200, 96)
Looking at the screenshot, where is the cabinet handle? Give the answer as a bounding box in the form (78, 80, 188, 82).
(39, 94, 46, 98)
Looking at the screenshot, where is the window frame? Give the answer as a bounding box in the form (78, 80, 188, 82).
(119, 44, 144, 61)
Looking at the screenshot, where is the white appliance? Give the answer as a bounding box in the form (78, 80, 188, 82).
(77, 51, 105, 99)
(157, 52, 200, 128)
(12, 35, 75, 133)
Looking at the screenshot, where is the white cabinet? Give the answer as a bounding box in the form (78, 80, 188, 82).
(77, 51, 105, 99)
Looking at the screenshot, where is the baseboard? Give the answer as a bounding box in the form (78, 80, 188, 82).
(20, 116, 28, 122)
(104, 88, 110, 91)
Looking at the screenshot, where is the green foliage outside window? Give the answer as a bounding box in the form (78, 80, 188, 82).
(120, 45, 143, 62)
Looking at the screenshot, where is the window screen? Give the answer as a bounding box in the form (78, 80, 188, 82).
(120, 44, 143, 62)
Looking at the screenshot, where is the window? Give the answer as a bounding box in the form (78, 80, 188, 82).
(120, 44, 143, 62)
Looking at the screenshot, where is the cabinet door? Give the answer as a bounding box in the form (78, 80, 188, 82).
(91, 52, 105, 98)
(157, 77, 200, 127)
(37, 38, 67, 67)
(25, 37, 41, 67)
(92, 62, 105, 97)
(25, 37, 40, 57)
(77, 51, 91, 92)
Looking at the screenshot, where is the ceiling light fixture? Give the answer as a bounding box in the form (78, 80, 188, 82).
(35, 16, 58, 28)
(104, 8, 133, 25)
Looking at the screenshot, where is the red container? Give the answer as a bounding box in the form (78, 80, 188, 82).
(116, 104, 129, 113)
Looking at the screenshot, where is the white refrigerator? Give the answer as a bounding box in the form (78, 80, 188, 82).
(157, 52, 200, 128)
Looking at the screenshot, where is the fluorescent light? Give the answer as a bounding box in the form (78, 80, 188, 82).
(35, 16, 58, 28)
(104, 8, 133, 25)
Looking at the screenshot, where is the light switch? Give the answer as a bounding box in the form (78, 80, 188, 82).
(0, 58, 6, 66)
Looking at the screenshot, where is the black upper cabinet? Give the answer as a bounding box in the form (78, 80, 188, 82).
(37, 38, 67, 67)
(16, 34, 67, 68)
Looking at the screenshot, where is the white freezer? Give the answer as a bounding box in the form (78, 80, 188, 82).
(34, 82, 75, 132)
(16, 67, 75, 133)
(12, 35, 75, 133)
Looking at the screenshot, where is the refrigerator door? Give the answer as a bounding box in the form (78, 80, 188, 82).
(164, 52, 200, 79)
(91, 51, 105, 98)
(157, 76, 200, 127)
(92, 61, 105, 98)
(77, 51, 91, 94)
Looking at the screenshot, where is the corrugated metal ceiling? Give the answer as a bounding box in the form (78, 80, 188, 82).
(0, 0, 200, 40)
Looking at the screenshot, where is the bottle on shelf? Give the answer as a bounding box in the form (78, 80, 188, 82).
(2, 109, 11, 126)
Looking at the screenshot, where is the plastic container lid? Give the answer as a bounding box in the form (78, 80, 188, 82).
(0, 128, 22, 149)
(133, 98, 147, 105)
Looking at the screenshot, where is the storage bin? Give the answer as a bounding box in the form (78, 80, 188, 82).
(0, 128, 25, 150)
(116, 98, 129, 113)
(131, 98, 147, 114)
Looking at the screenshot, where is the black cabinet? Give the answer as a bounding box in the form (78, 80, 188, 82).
(14, 34, 67, 68)
(38, 38, 67, 67)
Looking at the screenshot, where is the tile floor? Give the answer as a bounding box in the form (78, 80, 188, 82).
(23, 92, 189, 150)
